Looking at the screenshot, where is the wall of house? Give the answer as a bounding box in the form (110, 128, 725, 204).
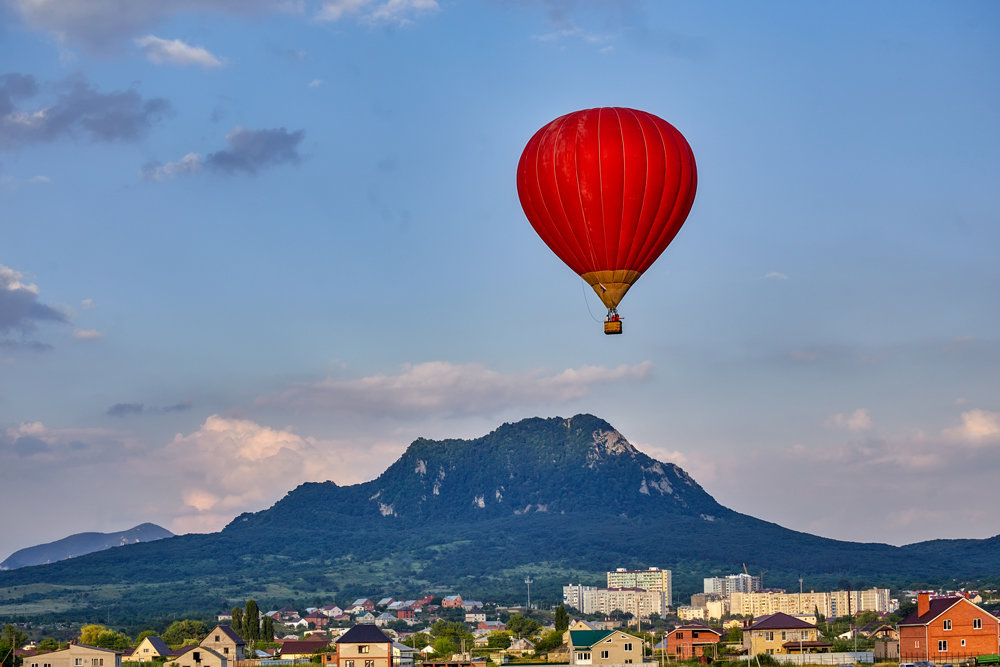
(337, 642, 391, 667)
(900, 600, 1000, 661)
(28, 645, 121, 667)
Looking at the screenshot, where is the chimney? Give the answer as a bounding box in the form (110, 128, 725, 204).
(918, 592, 930, 617)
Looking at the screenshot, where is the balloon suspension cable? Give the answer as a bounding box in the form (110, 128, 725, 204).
(605, 307, 621, 322)
(582, 280, 603, 322)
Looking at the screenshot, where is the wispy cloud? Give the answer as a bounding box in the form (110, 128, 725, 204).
(763, 271, 788, 280)
(106, 399, 195, 417)
(316, 0, 439, 25)
(824, 408, 872, 432)
(0, 264, 68, 349)
(0, 73, 169, 150)
(141, 126, 304, 179)
(72, 328, 103, 340)
(255, 360, 654, 418)
(134, 35, 224, 68)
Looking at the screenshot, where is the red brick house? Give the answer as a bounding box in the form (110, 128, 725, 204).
(898, 593, 999, 662)
(396, 608, 415, 621)
(665, 623, 722, 659)
(442, 596, 463, 609)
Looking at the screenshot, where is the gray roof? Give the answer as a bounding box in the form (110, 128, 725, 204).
(336, 625, 392, 645)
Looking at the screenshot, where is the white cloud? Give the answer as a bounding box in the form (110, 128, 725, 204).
(164, 414, 400, 533)
(944, 409, 1000, 443)
(308, 78, 323, 88)
(141, 152, 203, 180)
(255, 360, 654, 417)
(134, 35, 224, 67)
(317, 0, 438, 24)
(0, 264, 68, 346)
(81, 298, 95, 309)
(73, 328, 102, 340)
(825, 408, 872, 432)
(763, 271, 788, 280)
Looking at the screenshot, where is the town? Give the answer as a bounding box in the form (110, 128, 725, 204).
(4, 568, 999, 667)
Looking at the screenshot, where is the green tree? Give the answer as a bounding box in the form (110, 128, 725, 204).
(244, 600, 260, 642)
(432, 637, 456, 657)
(134, 631, 158, 647)
(554, 606, 569, 632)
(231, 608, 244, 639)
(79, 626, 130, 651)
(261, 616, 274, 642)
(1, 624, 29, 667)
(162, 620, 207, 647)
(403, 633, 431, 650)
(533, 629, 563, 653)
(505, 614, 540, 639)
(486, 632, 511, 649)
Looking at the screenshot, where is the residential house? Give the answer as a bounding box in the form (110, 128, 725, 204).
(442, 596, 464, 609)
(506, 638, 535, 657)
(166, 647, 227, 667)
(465, 613, 486, 624)
(743, 613, 828, 656)
(478, 621, 505, 632)
(322, 606, 345, 618)
(199, 625, 246, 662)
(664, 623, 722, 660)
(390, 641, 416, 667)
(898, 593, 1000, 662)
(377, 598, 395, 608)
(280, 639, 331, 661)
(131, 636, 170, 663)
(356, 613, 376, 624)
(568, 629, 643, 666)
(277, 606, 300, 622)
(396, 608, 415, 621)
(305, 613, 330, 628)
(461, 601, 483, 611)
(351, 599, 376, 613)
(677, 606, 706, 621)
(375, 613, 398, 628)
(26, 644, 121, 667)
(335, 625, 394, 667)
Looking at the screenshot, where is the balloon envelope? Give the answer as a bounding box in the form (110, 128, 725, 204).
(516, 107, 697, 309)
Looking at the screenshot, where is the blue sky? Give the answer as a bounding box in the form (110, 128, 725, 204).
(2, 1, 998, 560)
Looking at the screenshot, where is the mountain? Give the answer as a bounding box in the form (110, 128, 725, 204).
(0, 523, 174, 570)
(0, 414, 997, 626)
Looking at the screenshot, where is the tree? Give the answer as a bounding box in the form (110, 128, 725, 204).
(261, 616, 274, 642)
(1, 624, 29, 667)
(554, 605, 569, 632)
(244, 600, 260, 642)
(432, 637, 456, 658)
(162, 620, 207, 647)
(486, 632, 511, 649)
(79, 625, 130, 651)
(231, 608, 244, 639)
(533, 630, 563, 653)
(135, 631, 158, 648)
(505, 614, 540, 639)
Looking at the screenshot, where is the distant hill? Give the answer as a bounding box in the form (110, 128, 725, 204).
(0, 414, 997, 626)
(0, 523, 173, 570)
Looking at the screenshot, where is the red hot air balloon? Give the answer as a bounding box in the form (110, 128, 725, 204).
(516, 107, 697, 334)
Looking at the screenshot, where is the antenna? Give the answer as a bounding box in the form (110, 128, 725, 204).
(525, 576, 533, 610)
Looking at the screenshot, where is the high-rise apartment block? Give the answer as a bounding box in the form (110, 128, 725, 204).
(563, 584, 667, 617)
(703, 573, 762, 595)
(606, 567, 672, 604)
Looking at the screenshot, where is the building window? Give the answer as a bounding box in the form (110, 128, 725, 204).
(359, 646, 369, 654)
(625, 643, 633, 651)
(601, 651, 609, 659)
(215, 636, 221, 642)
(943, 620, 952, 631)
(764, 632, 773, 641)
(938, 641, 947, 652)
(365, 661, 374, 667)
(75, 660, 83, 666)
(781, 632, 786, 641)
(224, 648, 229, 655)
(676, 633, 683, 639)
(625, 660, 633, 664)
(345, 660, 354, 667)
(974, 618, 983, 630)
(577, 652, 591, 661)
(93, 659, 100, 666)
(962, 640, 966, 647)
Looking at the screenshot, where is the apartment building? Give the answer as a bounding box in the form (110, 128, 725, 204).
(606, 567, 672, 603)
(564, 584, 667, 617)
(730, 587, 897, 619)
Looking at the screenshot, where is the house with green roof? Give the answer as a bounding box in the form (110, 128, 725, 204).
(569, 629, 645, 665)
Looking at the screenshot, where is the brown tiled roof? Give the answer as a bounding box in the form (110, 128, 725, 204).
(749, 613, 815, 630)
(898, 597, 970, 626)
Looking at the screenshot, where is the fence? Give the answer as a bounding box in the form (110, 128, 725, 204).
(768, 651, 874, 665)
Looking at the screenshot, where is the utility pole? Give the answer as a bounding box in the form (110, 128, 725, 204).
(525, 576, 533, 610)
(799, 579, 804, 666)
